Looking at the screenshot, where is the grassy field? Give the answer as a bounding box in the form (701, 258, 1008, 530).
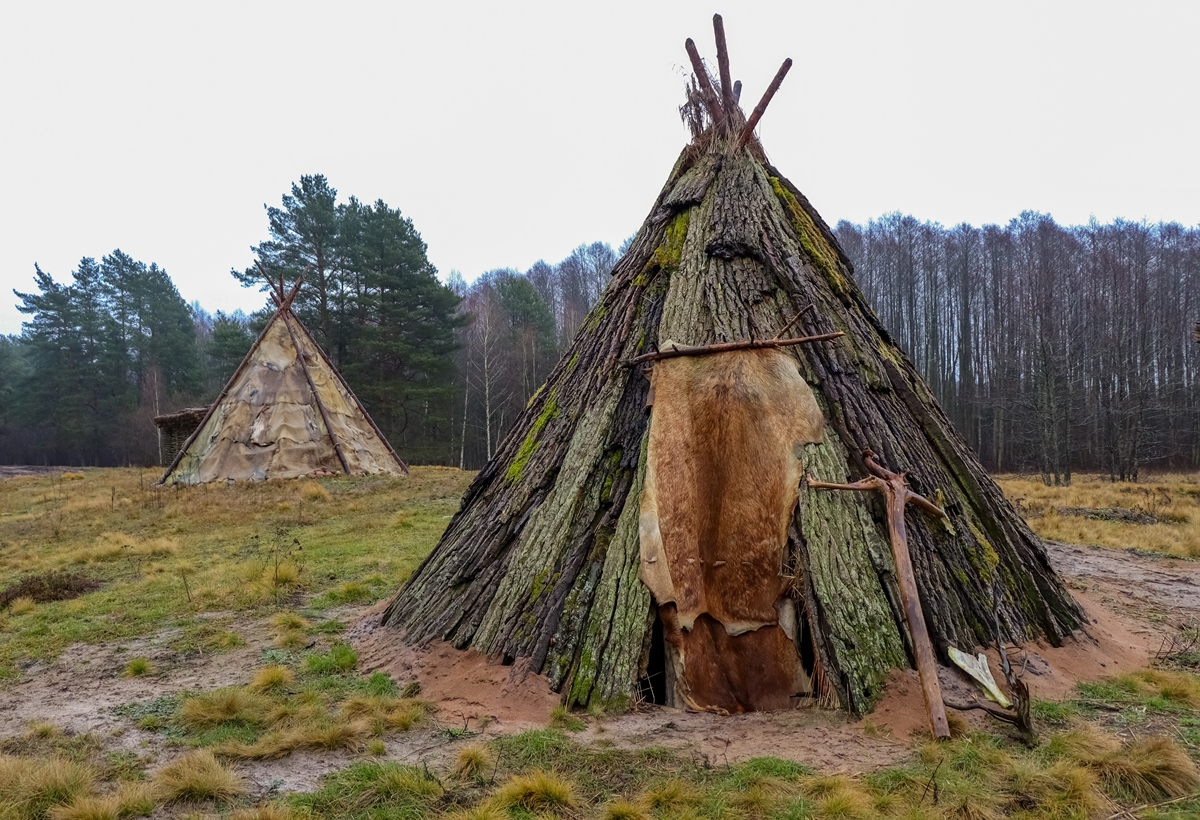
(995, 473, 1200, 559)
(0, 467, 475, 681)
(0, 468, 1197, 819)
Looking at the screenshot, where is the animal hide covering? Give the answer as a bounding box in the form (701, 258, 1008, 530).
(639, 345, 825, 712)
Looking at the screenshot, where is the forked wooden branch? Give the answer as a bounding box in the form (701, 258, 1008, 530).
(257, 262, 307, 313)
(806, 450, 952, 739)
(627, 331, 843, 365)
(950, 579, 1038, 745)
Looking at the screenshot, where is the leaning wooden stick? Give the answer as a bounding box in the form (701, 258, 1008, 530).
(773, 303, 815, 340)
(628, 331, 843, 365)
(712, 14, 735, 129)
(684, 37, 725, 125)
(738, 57, 793, 148)
(807, 450, 952, 739)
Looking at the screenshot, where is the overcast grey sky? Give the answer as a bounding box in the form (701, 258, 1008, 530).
(3, 1, 1198, 335)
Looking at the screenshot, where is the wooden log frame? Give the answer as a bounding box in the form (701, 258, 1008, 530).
(380, 19, 1083, 715)
(806, 450, 951, 739)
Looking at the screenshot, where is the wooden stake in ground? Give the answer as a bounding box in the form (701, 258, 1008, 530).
(807, 450, 952, 739)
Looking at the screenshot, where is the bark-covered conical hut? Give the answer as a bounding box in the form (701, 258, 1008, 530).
(381, 19, 1082, 716)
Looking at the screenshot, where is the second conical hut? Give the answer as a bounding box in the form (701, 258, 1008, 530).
(380, 17, 1081, 719)
(159, 274, 408, 485)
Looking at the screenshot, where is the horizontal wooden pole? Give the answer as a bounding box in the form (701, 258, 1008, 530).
(628, 331, 844, 365)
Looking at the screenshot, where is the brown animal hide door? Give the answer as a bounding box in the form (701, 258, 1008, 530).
(639, 345, 825, 712)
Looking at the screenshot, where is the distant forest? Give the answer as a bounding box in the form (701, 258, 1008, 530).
(1, 176, 1197, 481)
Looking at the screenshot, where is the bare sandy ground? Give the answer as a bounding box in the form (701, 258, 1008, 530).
(0, 539, 1194, 795)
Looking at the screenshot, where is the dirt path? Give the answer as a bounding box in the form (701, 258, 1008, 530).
(1047, 539, 1200, 618)
(0, 539, 1195, 794)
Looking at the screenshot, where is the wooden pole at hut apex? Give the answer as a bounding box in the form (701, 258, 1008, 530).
(807, 450, 952, 739)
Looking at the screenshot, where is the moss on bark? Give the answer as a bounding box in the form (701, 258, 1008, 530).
(381, 115, 1082, 716)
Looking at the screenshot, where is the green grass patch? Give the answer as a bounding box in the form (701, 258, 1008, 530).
(304, 643, 358, 676)
(288, 760, 443, 819)
(0, 467, 474, 678)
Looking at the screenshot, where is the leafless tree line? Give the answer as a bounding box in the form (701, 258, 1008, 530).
(835, 213, 1200, 482)
(445, 218, 1198, 482)
(448, 242, 620, 469)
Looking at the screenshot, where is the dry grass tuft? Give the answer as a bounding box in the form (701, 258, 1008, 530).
(366, 739, 386, 756)
(1122, 668, 1200, 709)
(262, 562, 300, 588)
(946, 711, 971, 738)
(0, 754, 97, 818)
(493, 769, 576, 812)
(304, 723, 368, 751)
(453, 744, 492, 780)
(298, 482, 331, 503)
(121, 658, 153, 678)
(179, 688, 272, 730)
(801, 775, 861, 800)
(943, 799, 1004, 820)
(341, 695, 427, 732)
(641, 778, 697, 811)
(113, 782, 155, 817)
(270, 612, 309, 631)
(813, 788, 874, 819)
(1068, 733, 1199, 802)
(272, 629, 308, 650)
(10, 596, 36, 615)
(49, 781, 154, 819)
(27, 721, 61, 739)
(152, 750, 244, 803)
(229, 804, 306, 820)
(249, 665, 294, 693)
(446, 807, 506, 820)
(603, 798, 651, 820)
(217, 719, 370, 760)
(48, 794, 123, 820)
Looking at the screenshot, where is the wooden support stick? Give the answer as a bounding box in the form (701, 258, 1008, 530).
(773, 303, 815, 340)
(713, 14, 734, 127)
(806, 450, 952, 739)
(279, 310, 352, 476)
(684, 38, 725, 125)
(627, 331, 843, 365)
(738, 58, 792, 148)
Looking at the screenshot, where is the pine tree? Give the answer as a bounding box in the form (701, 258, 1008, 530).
(341, 198, 462, 464)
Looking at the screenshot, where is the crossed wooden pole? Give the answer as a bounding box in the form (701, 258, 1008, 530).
(807, 449, 952, 739)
